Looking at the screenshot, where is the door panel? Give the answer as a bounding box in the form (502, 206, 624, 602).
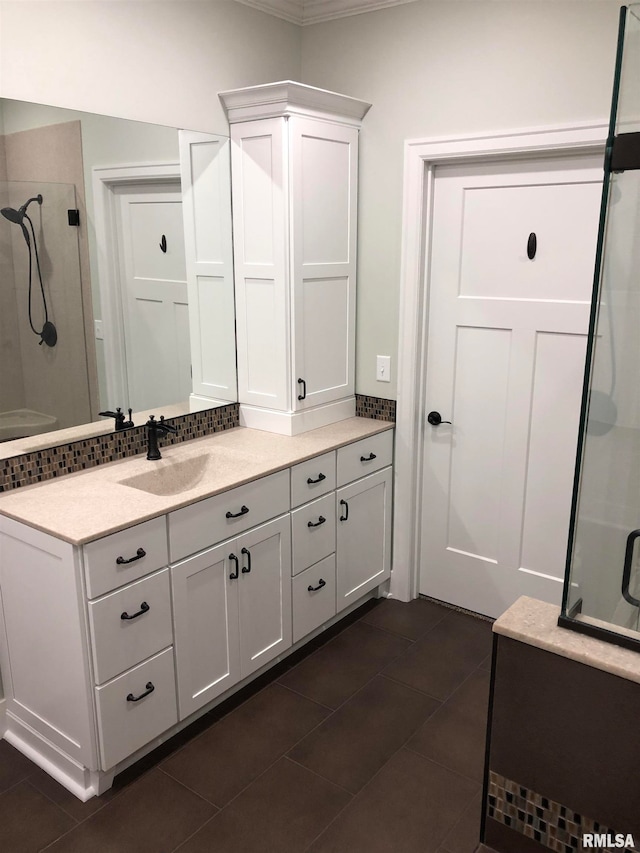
(448, 326, 511, 563)
(459, 181, 600, 301)
(116, 184, 190, 412)
(237, 516, 292, 677)
(420, 155, 602, 617)
(337, 468, 392, 610)
(171, 542, 240, 720)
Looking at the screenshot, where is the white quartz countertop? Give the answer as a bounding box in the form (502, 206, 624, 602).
(494, 595, 640, 685)
(0, 418, 393, 545)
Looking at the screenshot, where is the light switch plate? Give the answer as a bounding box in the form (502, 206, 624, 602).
(376, 355, 391, 382)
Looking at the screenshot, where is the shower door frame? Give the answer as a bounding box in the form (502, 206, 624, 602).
(392, 121, 608, 604)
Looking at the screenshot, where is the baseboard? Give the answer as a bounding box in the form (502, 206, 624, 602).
(4, 711, 97, 801)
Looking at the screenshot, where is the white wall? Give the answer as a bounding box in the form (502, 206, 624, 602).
(0, 0, 301, 134)
(0, 0, 625, 402)
(302, 0, 622, 398)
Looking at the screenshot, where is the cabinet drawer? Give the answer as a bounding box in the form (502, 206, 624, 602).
(84, 517, 168, 599)
(89, 569, 173, 685)
(290, 452, 336, 508)
(169, 469, 290, 562)
(95, 647, 177, 770)
(291, 493, 336, 576)
(292, 555, 336, 644)
(337, 430, 393, 487)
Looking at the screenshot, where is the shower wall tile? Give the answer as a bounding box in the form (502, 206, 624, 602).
(4, 120, 98, 429)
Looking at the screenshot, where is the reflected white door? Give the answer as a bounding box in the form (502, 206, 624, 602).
(116, 183, 190, 412)
(419, 155, 603, 617)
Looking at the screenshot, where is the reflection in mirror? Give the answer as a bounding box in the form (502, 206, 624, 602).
(0, 98, 236, 464)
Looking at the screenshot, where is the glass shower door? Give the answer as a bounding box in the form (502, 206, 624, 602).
(561, 5, 640, 647)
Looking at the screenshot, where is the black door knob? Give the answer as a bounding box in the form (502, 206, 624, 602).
(427, 411, 451, 426)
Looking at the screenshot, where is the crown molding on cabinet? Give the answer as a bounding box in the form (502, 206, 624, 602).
(219, 80, 371, 126)
(233, 0, 419, 26)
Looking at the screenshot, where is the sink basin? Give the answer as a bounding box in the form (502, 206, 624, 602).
(120, 454, 212, 496)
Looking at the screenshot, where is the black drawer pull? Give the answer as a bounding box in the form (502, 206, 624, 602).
(339, 499, 349, 522)
(226, 505, 249, 519)
(120, 601, 150, 621)
(308, 579, 326, 592)
(360, 452, 377, 462)
(241, 547, 252, 574)
(297, 377, 307, 401)
(229, 553, 239, 580)
(126, 682, 155, 702)
(308, 516, 326, 528)
(307, 473, 326, 485)
(116, 547, 146, 565)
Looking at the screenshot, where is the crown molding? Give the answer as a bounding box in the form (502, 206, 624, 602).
(219, 80, 371, 126)
(233, 0, 419, 26)
(234, 0, 303, 25)
(302, 0, 418, 24)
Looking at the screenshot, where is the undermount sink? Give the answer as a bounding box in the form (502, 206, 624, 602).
(119, 453, 212, 496)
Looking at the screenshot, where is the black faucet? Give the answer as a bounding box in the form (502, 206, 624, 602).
(99, 407, 134, 430)
(146, 415, 178, 460)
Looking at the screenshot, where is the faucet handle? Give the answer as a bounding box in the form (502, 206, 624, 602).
(122, 408, 135, 428)
(99, 408, 126, 430)
(159, 415, 178, 434)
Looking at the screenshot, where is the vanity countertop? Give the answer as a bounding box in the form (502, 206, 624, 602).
(0, 418, 393, 545)
(494, 595, 640, 686)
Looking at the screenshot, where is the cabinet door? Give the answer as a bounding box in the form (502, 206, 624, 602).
(290, 117, 358, 410)
(236, 515, 292, 677)
(336, 467, 392, 611)
(171, 542, 240, 720)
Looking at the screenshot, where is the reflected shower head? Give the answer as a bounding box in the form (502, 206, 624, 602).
(1, 194, 43, 226)
(1, 206, 23, 224)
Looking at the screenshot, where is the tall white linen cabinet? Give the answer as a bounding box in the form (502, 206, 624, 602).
(220, 82, 371, 435)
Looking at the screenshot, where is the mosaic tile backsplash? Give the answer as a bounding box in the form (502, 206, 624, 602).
(488, 771, 640, 852)
(0, 396, 396, 492)
(355, 394, 396, 421)
(0, 404, 239, 492)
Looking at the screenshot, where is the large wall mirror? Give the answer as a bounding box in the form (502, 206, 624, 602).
(0, 98, 236, 465)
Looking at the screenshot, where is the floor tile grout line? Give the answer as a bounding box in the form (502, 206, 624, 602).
(302, 724, 483, 853)
(26, 773, 117, 828)
(299, 700, 469, 853)
(168, 810, 220, 853)
(402, 741, 487, 787)
(282, 755, 357, 797)
(0, 774, 34, 800)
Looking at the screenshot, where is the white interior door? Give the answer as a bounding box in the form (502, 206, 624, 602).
(419, 154, 603, 617)
(116, 183, 190, 412)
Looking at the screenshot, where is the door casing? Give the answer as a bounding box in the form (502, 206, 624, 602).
(392, 122, 608, 604)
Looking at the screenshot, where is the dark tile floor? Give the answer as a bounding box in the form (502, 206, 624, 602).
(0, 597, 493, 853)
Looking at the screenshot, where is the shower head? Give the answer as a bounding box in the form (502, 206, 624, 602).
(1, 194, 43, 225)
(1, 206, 23, 224)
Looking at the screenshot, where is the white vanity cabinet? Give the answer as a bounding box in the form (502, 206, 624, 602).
(220, 82, 372, 436)
(0, 423, 393, 801)
(336, 433, 393, 611)
(171, 514, 292, 720)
